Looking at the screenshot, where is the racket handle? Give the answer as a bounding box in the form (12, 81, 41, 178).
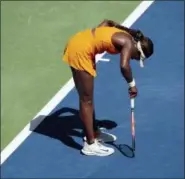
(131, 98, 135, 109)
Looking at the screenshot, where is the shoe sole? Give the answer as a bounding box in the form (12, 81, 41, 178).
(81, 149, 114, 157)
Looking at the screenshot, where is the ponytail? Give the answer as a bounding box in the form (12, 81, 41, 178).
(114, 24, 144, 41)
(114, 23, 154, 61)
(134, 30, 144, 42)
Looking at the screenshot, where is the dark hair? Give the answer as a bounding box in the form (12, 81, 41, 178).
(114, 25, 154, 58)
(114, 24, 144, 41)
(129, 30, 154, 58)
(141, 37, 154, 58)
(134, 31, 154, 58)
(134, 30, 144, 42)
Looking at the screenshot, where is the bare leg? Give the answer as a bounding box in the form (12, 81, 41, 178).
(93, 110, 100, 137)
(71, 67, 95, 144)
(70, 67, 115, 156)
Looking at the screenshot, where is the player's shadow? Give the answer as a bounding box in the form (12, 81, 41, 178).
(30, 107, 117, 151)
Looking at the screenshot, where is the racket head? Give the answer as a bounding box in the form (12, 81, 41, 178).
(118, 144, 135, 158)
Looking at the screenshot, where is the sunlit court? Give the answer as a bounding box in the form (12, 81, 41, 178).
(1, 1, 184, 178)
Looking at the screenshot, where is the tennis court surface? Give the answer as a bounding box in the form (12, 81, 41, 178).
(1, 1, 184, 178)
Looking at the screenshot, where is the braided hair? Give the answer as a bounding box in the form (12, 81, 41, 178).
(115, 24, 154, 59)
(134, 30, 153, 59)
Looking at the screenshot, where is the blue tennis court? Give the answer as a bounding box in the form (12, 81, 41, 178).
(1, 1, 184, 178)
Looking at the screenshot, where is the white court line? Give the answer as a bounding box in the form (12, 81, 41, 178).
(97, 58, 110, 62)
(0, 0, 154, 165)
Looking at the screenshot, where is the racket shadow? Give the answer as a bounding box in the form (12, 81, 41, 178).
(107, 142, 135, 158)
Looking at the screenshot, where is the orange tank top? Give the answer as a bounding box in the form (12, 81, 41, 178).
(92, 26, 130, 55)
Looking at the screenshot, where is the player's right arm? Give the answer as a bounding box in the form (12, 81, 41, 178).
(112, 33, 138, 98)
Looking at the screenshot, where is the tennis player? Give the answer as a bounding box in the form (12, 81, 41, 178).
(62, 19, 154, 156)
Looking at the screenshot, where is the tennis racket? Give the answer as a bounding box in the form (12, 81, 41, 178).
(116, 97, 136, 158)
(130, 98, 135, 151)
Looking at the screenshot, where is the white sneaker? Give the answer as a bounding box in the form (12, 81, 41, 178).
(81, 139, 115, 156)
(83, 128, 117, 143)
